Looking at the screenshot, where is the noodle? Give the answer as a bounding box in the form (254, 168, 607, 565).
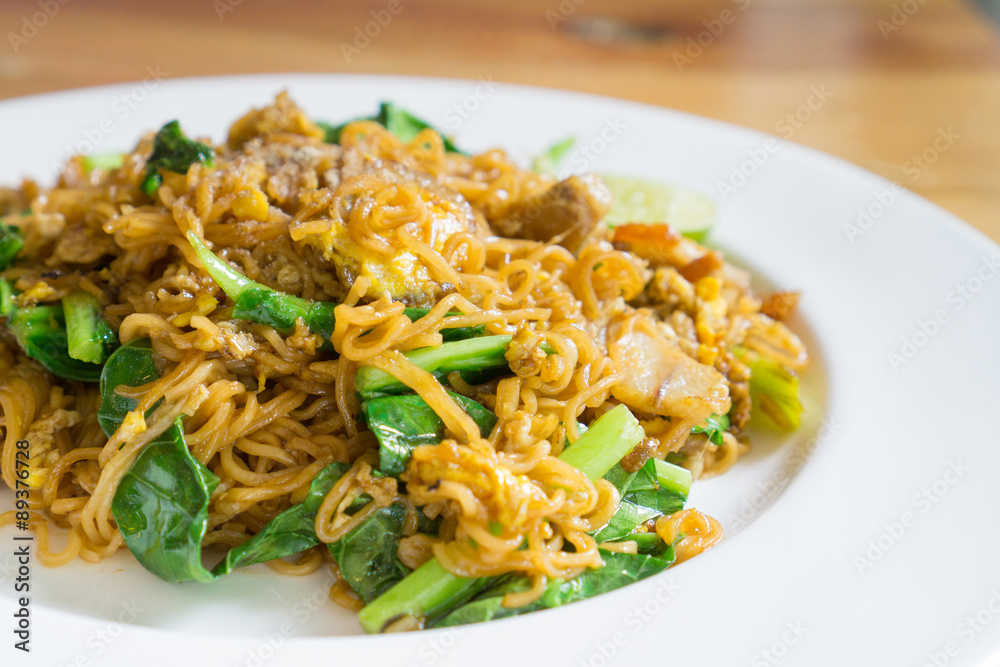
(655, 510, 724, 564)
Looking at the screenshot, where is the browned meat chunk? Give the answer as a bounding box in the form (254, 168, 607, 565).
(612, 223, 722, 278)
(491, 175, 611, 252)
(760, 290, 800, 321)
(54, 223, 117, 265)
(678, 251, 724, 283)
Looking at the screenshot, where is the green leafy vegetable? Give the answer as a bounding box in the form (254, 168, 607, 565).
(316, 121, 343, 145)
(320, 102, 465, 154)
(691, 413, 730, 446)
(364, 392, 497, 476)
(593, 499, 661, 543)
(358, 404, 645, 633)
(112, 417, 219, 583)
(600, 461, 637, 495)
(433, 548, 676, 627)
(103, 339, 358, 582)
(98, 338, 161, 437)
(631, 531, 667, 554)
(622, 458, 691, 514)
(594, 455, 691, 544)
(329, 503, 412, 603)
(212, 462, 349, 576)
(8, 304, 104, 382)
(188, 230, 337, 338)
(62, 290, 118, 364)
(101, 336, 217, 582)
(0, 222, 23, 270)
(532, 136, 576, 174)
(735, 347, 803, 431)
(141, 121, 215, 196)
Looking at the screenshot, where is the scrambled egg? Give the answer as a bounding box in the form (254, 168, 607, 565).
(297, 167, 484, 304)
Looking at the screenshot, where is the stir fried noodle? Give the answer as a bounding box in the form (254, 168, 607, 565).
(0, 93, 807, 624)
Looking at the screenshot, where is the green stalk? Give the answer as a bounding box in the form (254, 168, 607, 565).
(357, 404, 644, 633)
(356, 559, 491, 633)
(189, 232, 484, 345)
(82, 153, 125, 173)
(188, 231, 333, 338)
(402, 307, 485, 342)
(0, 278, 15, 316)
(734, 347, 803, 431)
(8, 304, 104, 382)
(187, 231, 252, 295)
(652, 458, 692, 498)
(355, 335, 514, 398)
(62, 290, 117, 364)
(559, 404, 644, 480)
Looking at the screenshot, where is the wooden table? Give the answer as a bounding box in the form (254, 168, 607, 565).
(1, 0, 998, 242)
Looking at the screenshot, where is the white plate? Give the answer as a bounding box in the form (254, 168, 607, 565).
(1, 74, 999, 667)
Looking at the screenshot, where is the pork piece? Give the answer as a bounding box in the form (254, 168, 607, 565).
(760, 290, 800, 322)
(53, 222, 117, 264)
(491, 174, 611, 252)
(612, 223, 720, 277)
(608, 314, 731, 424)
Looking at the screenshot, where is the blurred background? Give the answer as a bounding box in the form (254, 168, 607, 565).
(1, 0, 998, 241)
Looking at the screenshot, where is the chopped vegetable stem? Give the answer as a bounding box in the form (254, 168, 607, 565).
(357, 404, 644, 633)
